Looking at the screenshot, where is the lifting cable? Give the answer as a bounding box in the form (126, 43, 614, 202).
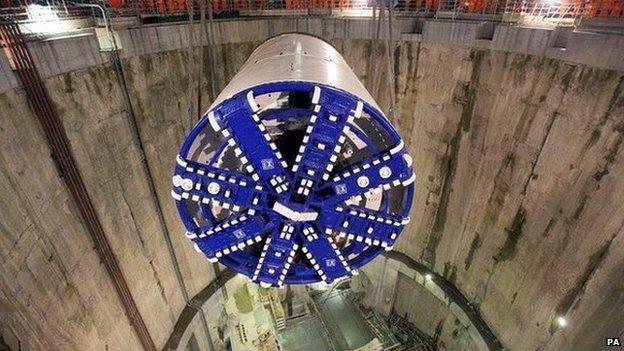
(369, 0, 396, 121)
(88, 4, 215, 350)
(367, 2, 383, 93)
(205, 0, 220, 100)
(202, 0, 228, 297)
(372, 0, 397, 314)
(385, 0, 397, 121)
(366, 4, 375, 92)
(186, 0, 196, 129)
(197, 0, 206, 117)
(182, 1, 216, 350)
(190, 0, 220, 115)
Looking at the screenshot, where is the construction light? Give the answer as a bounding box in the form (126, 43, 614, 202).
(26, 4, 71, 34)
(27, 4, 57, 21)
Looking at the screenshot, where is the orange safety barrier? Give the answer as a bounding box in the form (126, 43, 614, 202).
(404, 0, 437, 12)
(586, 0, 624, 16)
(509, 0, 538, 14)
(286, 0, 306, 9)
(504, 0, 523, 14)
(460, 0, 485, 13)
(309, 0, 332, 8)
(210, 0, 228, 12)
(6, 0, 624, 18)
(424, 0, 440, 11)
(137, 0, 168, 13)
(241, 0, 264, 11)
(457, 0, 500, 14)
(558, 0, 583, 17)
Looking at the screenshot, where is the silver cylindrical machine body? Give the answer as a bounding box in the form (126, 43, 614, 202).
(210, 33, 381, 113)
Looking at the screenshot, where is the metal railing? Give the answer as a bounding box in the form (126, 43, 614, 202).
(0, 4, 93, 21)
(0, 0, 622, 29)
(102, 0, 622, 18)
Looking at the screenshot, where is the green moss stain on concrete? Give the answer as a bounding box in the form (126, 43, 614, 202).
(590, 76, 624, 182)
(460, 84, 476, 132)
(433, 319, 445, 343)
(495, 206, 526, 262)
(233, 285, 253, 314)
(443, 262, 458, 284)
(423, 50, 483, 267)
(464, 233, 482, 271)
(572, 194, 588, 220)
(511, 291, 518, 305)
(62, 73, 75, 94)
(551, 237, 613, 334)
(541, 218, 557, 238)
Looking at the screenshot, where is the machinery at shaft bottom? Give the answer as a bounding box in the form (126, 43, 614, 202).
(172, 33, 415, 288)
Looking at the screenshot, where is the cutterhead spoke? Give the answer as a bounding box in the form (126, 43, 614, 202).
(207, 91, 291, 195)
(289, 87, 364, 204)
(301, 225, 353, 283)
(318, 205, 410, 251)
(191, 211, 266, 262)
(172, 156, 268, 211)
(314, 142, 415, 206)
(251, 224, 299, 288)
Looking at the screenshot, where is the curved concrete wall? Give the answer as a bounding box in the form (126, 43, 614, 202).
(0, 17, 622, 350)
(354, 253, 499, 351)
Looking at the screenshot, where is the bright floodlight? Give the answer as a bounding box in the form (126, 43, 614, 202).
(25, 4, 70, 34)
(172, 34, 415, 287)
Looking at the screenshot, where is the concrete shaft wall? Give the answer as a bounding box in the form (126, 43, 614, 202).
(353, 255, 487, 351)
(0, 17, 623, 350)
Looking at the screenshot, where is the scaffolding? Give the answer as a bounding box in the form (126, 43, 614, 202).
(387, 313, 438, 351)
